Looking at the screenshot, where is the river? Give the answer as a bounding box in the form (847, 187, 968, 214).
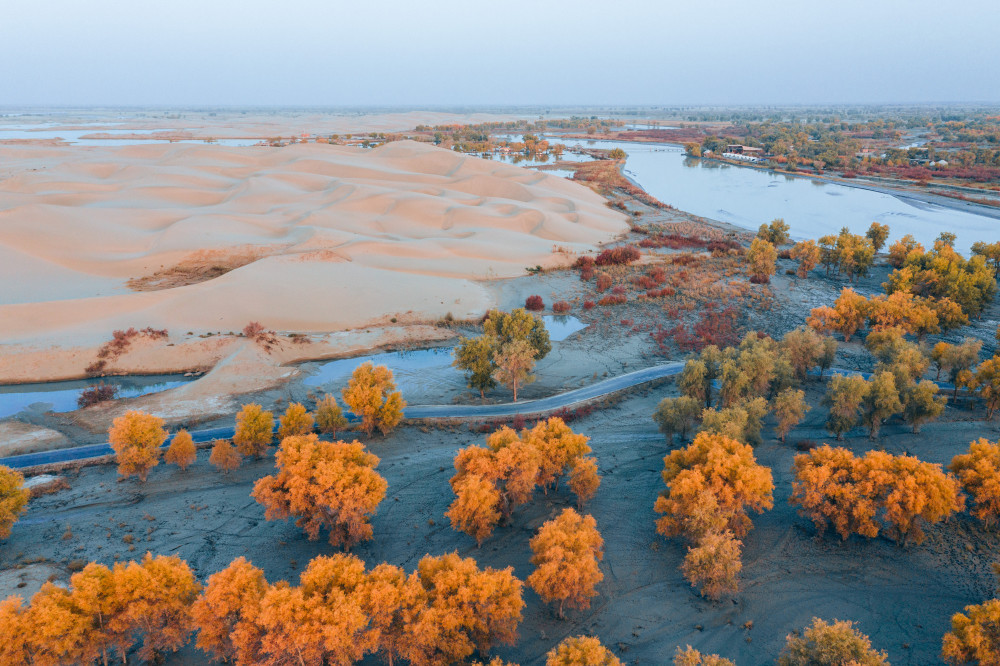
(545, 136, 996, 256)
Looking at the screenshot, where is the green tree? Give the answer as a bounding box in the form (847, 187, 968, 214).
(866, 222, 890, 253)
(653, 397, 702, 443)
(860, 372, 903, 439)
(773, 389, 810, 442)
(758, 218, 791, 245)
(454, 335, 497, 399)
(902, 380, 947, 433)
(823, 374, 868, 439)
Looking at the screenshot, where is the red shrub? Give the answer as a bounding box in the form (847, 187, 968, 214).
(596, 273, 612, 292)
(583, 300, 595, 310)
(749, 274, 770, 284)
(525, 295, 545, 311)
(77, 383, 118, 408)
(597, 294, 627, 306)
(777, 249, 792, 259)
(611, 285, 625, 295)
(552, 300, 571, 314)
(595, 245, 641, 266)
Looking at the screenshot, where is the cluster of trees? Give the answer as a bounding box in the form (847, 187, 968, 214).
(454, 309, 552, 401)
(655, 329, 836, 447)
(654, 432, 774, 598)
(447, 417, 599, 545)
(790, 444, 964, 545)
(252, 434, 387, 550)
(107, 363, 405, 482)
(885, 233, 998, 318)
(0, 550, 525, 665)
(0, 552, 200, 664)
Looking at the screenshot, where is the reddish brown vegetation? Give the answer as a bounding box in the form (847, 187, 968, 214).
(597, 294, 627, 306)
(242, 321, 279, 351)
(525, 295, 545, 311)
(653, 306, 741, 353)
(552, 300, 571, 314)
(77, 383, 118, 408)
(595, 246, 641, 266)
(86, 327, 169, 375)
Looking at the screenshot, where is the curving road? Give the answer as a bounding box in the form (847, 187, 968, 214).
(0, 363, 954, 470)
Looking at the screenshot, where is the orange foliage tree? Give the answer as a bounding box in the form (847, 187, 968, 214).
(403, 552, 524, 665)
(233, 403, 274, 458)
(778, 617, 888, 665)
(252, 434, 387, 549)
(546, 635, 623, 666)
(191, 556, 269, 664)
(950, 438, 1000, 527)
(165, 430, 197, 471)
(277, 401, 314, 441)
(807, 287, 869, 342)
(210, 439, 242, 475)
(316, 394, 349, 437)
(447, 418, 599, 544)
(108, 410, 168, 481)
(942, 598, 1000, 665)
(680, 530, 743, 600)
(0, 466, 29, 539)
(341, 362, 406, 436)
(527, 508, 604, 617)
(790, 445, 964, 544)
(674, 646, 736, 665)
(654, 432, 773, 599)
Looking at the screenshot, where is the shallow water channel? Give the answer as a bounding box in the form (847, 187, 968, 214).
(0, 375, 193, 419)
(301, 315, 588, 397)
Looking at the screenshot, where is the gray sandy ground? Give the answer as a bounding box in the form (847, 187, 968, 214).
(5, 380, 1000, 665)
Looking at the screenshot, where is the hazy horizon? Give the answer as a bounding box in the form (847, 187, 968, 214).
(4, 0, 999, 107)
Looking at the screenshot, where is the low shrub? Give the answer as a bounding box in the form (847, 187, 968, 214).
(595, 245, 641, 266)
(525, 295, 545, 311)
(595, 273, 612, 292)
(552, 300, 571, 314)
(749, 274, 770, 284)
(583, 300, 595, 310)
(77, 383, 118, 408)
(597, 294, 627, 306)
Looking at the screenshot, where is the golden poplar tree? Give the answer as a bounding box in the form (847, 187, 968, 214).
(680, 530, 743, 599)
(108, 410, 167, 481)
(528, 508, 604, 617)
(164, 430, 197, 471)
(252, 435, 387, 549)
(569, 458, 601, 507)
(233, 403, 274, 458)
(277, 402, 314, 440)
(0, 465, 29, 539)
(674, 646, 736, 665)
(950, 438, 1000, 526)
(942, 598, 1000, 665)
(778, 618, 888, 665)
(191, 556, 270, 664)
(357, 563, 426, 666)
(316, 394, 349, 437)
(546, 635, 623, 666)
(210, 439, 242, 475)
(402, 552, 524, 665)
(341, 362, 406, 436)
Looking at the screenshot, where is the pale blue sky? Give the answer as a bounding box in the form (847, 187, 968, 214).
(3, 0, 998, 106)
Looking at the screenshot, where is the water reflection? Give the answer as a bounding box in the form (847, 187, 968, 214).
(0, 375, 192, 419)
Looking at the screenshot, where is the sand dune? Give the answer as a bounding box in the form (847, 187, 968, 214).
(0, 140, 625, 376)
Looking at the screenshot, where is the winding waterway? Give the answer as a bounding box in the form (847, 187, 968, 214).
(546, 136, 996, 256)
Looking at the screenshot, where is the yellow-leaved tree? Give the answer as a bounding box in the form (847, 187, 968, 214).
(942, 598, 1000, 665)
(527, 508, 604, 618)
(164, 430, 197, 471)
(950, 438, 1000, 527)
(341, 362, 406, 436)
(108, 410, 167, 482)
(252, 434, 387, 549)
(233, 403, 274, 458)
(316, 394, 349, 437)
(0, 466, 29, 539)
(277, 402, 313, 440)
(546, 635, 622, 666)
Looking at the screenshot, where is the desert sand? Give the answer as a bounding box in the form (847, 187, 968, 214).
(0, 140, 626, 382)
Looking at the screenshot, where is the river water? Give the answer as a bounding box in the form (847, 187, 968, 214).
(545, 136, 996, 256)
